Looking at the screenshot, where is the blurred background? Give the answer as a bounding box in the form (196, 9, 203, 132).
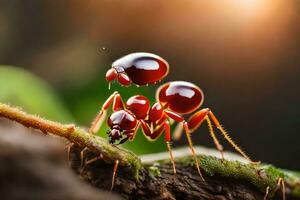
(0, 0, 299, 170)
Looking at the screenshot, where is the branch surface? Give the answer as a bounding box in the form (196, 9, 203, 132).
(0, 103, 142, 177)
(1, 102, 300, 200)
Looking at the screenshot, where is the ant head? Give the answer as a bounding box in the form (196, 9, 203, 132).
(101, 46, 131, 87)
(107, 126, 122, 144)
(107, 110, 137, 144)
(105, 67, 132, 87)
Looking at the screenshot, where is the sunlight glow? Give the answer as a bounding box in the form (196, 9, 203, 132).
(234, 0, 269, 18)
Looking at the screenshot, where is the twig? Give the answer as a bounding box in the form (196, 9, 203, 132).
(0, 103, 143, 177)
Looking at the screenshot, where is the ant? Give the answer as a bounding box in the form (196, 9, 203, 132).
(105, 52, 169, 88)
(87, 81, 256, 183)
(67, 49, 286, 198)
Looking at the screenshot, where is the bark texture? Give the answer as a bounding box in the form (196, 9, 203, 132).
(1, 103, 300, 200)
(0, 120, 121, 200)
(70, 145, 299, 200)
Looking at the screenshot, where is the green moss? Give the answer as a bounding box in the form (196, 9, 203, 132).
(70, 127, 144, 180)
(126, 152, 144, 179)
(156, 155, 300, 198)
(148, 163, 161, 179)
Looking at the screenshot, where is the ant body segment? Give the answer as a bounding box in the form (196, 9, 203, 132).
(105, 52, 169, 88)
(88, 81, 256, 181)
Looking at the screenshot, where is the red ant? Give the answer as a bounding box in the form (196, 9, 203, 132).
(105, 52, 169, 88)
(88, 81, 256, 183)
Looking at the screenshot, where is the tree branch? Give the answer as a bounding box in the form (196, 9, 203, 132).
(1, 102, 300, 200)
(0, 103, 143, 178)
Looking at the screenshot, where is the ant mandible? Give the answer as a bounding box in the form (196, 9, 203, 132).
(88, 81, 256, 181)
(105, 52, 169, 88)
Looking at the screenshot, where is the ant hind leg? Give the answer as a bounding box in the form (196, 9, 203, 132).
(183, 122, 205, 181)
(185, 108, 224, 159)
(208, 110, 259, 164)
(205, 116, 224, 159)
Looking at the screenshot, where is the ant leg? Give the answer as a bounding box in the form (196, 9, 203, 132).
(117, 123, 140, 145)
(183, 122, 205, 181)
(140, 119, 152, 137)
(263, 178, 286, 200)
(264, 186, 270, 200)
(164, 110, 185, 141)
(173, 122, 184, 140)
(141, 120, 177, 174)
(208, 110, 256, 163)
(80, 154, 103, 175)
(140, 119, 165, 140)
(66, 142, 74, 165)
(164, 110, 184, 122)
(164, 121, 176, 174)
(127, 121, 141, 141)
(164, 110, 187, 141)
(165, 109, 208, 178)
(111, 160, 119, 190)
(80, 147, 89, 167)
(178, 108, 224, 159)
(89, 92, 124, 134)
(205, 116, 224, 159)
(277, 178, 286, 200)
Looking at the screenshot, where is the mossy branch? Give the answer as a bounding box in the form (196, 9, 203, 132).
(0, 103, 143, 177)
(1, 102, 300, 199)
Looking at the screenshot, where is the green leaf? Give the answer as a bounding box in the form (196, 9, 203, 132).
(0, 66, 74, 122)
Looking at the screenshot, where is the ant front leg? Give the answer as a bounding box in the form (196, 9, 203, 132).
(89, 91, 124, 134)
(82, 92, 124, 171)
(117, 122, 141, 144)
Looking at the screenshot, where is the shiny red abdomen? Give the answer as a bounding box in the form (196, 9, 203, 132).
(112, 52, 169, 85)
(157, 81, 204, 114)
